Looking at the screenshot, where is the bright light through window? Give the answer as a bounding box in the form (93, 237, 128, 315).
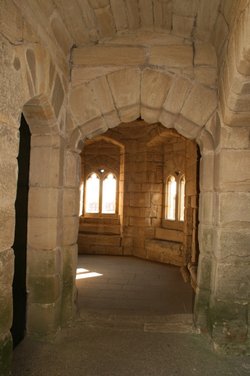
(79, 182, 84, 216)
(166, 176, 177, 220)
(179, 176, 185, 221)
(76, 267, 103, 280)
(102, 173, 117, 214)
(85, 173, 100, 213)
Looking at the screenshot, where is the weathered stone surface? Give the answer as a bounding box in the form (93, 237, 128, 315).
(174, 116, 201, 140)
(141, 70, 172, 109)
(173, 0, 199, 17)
(195, 0, 221, 41)
(155, 228, 184, 242)
(216, 192, 250, 225)
(0, 333, 12, 376)
(110, 0, 128, 30)
(28, 275, 61, 304)
(215, 150, 250, 192)
(181, 85, 217, 126)
(0, 211, 15, 252)
(107, 69, 141, 110)
(30, 147, 61, 187)
(63, 188, 79, 217)
(89, 76, 115, 115)
(27, 248, 61, 276)
(194, 43, 217, 67)
(194, 67, 217, 87)
(0, 123, 19, 159)
(29, 187, 60, 218)
(145, 239, 183, 266)
(149, 45, 193, 68)
(210, 299, 248, 346)
(94, 6, 116, 38)
(64, 151, 81, 188)
(214, 228, 250, 260)
(28, 218, 58, 250)
(69, 84, 101, 126)
(214, 262, 250, 301)
(27, 300, 61, 337)
(0, 159, 17, 214)
(139, 0, 153, 27)
(73, 46, 146, 66)
(62, 216, 79, 246)
(199, 192, 214, 225)
(51, 74, 64, 118)
(163, 77, 192, 114)
(80, 117, 108, 138)
(172, 15, 194, 38)
(0, 249, 14, 288)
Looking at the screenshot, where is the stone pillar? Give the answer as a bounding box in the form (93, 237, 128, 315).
(26, 135, 64, 338)
(0, 120, 18, 374)
(60, 150, 80, 326)
(194, 150, 215, 331)
(208, 125, 250, 351)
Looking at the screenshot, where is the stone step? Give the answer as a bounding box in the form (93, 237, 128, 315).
(80, 217, 120, 225)
(78, 233, 121, 246)
(79, 223, 121, 235)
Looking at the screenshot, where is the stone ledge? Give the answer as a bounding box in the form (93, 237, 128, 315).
(145, 239, 184, 266)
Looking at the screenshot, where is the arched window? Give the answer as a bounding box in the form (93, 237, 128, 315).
(84, 171, 117, 215)
(85, 173, 100, 214)
(102, 173, 117, 214)
(166, 175, 177, 220)
(178, 175, 185, 221)
(165, 174, 185, 221)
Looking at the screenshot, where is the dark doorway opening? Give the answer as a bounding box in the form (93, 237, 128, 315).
(11, 114, 31, 348)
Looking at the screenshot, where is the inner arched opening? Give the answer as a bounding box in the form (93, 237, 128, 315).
(77, 119, 200, 317)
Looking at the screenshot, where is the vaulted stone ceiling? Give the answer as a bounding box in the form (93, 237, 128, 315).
(13, 0, 235, 50)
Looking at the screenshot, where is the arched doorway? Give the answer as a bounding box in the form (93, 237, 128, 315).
(11, 114, 31, 347)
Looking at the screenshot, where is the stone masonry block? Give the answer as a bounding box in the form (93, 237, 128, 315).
(64, 151, 81, 188)
(28, 217, 58, 250)
(194, 43, 217, 67)
(69, 83, 101, 126)
(214, 228, 250, 260)
(62, 216, 79, 246)
(163, 77, 192, 114)
(214, 261, 250, 301)
(27, 300, 60, 337)
(141, 69, 172, 110)
(0, 123, 19, 159)
(0, 249, 14, 287)
(89, 76, 115, 115)
(27, 248, 61, 277)
(73, 46, 146, 66)
(28, 274, 61, 304)
(216, 192, 250, 225)
(0, 333, 12, 376)
(0, 211, 15, 252)
(149, 45, 193, 68)
(29, 187, 60, 218)
(181, 84, 217, 126)
(63, 188, 79, 217)
(30, 147, 61, 187)
(129, 192, 151, 208)
(107, 69, 141, 110)
(215, 150, 250, 192)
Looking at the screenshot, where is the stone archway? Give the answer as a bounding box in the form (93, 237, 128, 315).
(66, 55, 218, 343)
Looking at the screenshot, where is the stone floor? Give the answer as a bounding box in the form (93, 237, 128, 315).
(12, 255, 250, 376)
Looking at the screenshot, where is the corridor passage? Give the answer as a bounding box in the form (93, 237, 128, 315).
(12, 256, 250, 376)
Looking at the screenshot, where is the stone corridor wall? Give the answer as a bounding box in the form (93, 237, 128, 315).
(1, 1, 250, 374)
